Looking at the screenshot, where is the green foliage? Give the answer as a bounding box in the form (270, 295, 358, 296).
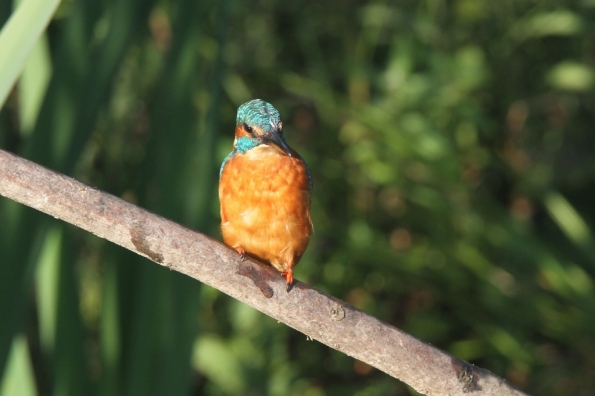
(1, 0, 595, 394)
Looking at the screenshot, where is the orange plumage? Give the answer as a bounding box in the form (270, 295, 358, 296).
(219, 99, 312, 290)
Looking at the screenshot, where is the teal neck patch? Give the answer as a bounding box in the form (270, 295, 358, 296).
(235, 136, 259, 154)
(219, 137, 260, 179)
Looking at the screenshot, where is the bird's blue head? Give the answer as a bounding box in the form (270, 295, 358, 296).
(232, 99, 291, 156)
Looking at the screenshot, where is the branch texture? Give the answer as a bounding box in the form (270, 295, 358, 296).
(0, 149, 526, 396)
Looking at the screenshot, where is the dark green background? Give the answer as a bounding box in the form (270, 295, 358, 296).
(1, 0, 594, 394)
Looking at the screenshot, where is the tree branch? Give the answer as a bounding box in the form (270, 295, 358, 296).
(0, 149, 526, 396)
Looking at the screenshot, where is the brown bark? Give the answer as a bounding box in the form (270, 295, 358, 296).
(0, 149, 527, 396)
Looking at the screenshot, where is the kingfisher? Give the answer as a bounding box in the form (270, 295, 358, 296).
(219, 99, 313, 291)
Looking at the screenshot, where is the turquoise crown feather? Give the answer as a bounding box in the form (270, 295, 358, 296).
(236, 99, 282, 133)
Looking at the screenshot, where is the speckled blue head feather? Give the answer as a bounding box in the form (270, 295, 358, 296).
(236, 99, 282, 133)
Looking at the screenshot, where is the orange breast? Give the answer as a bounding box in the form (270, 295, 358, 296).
(219, 145, 312, 273)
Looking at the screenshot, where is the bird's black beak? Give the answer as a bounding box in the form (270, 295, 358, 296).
(261, 132, 292, 157)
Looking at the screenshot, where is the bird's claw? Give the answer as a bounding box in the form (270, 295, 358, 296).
(234, 246, 247, 262)
(282, 270, 294, 293)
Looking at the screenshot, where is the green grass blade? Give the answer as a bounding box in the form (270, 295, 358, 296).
(0, 335, 38, 396)
(0, 0, 61, 109)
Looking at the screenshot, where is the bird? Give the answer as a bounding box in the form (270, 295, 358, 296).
(219, 99, 312, 291)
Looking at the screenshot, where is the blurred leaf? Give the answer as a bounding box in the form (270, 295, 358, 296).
(192, 335, 246, 394)
(546, 61, 594, 92)
(0, 335, 37, 396)
(0, 0, 61, 108)
(17, 30, 51, 134)
(544, 192, 592, 248)
(35, 226, 62, 354)
(511, 10, 583, 40)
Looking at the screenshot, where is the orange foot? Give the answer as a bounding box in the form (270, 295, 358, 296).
(281, 269, 294, 292)
(234, 246, 247, 261)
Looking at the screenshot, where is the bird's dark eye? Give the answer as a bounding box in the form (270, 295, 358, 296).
(243, 123, 255, 135)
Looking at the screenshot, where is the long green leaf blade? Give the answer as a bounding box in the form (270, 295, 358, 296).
(0, 0, 61, 108)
